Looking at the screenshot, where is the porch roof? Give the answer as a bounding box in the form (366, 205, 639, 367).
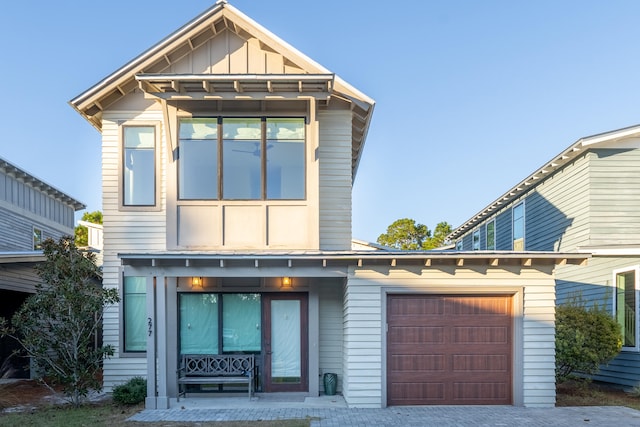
(119, 250, 589, 270)
(0, 251, 46, 264)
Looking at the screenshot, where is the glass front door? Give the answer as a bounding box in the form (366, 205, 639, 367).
(263, 293, 308, 392)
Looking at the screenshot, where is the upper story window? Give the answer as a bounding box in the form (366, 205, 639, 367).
(472, 229, 481, 250)
(455, 240, 463, 251)
(33, 227, 43, 250)
(614, 267, 639, 350)
(486, 220, 496, 250)
(123, 126, 156, 206)
(178, 117, 305, 201)
(512, 202, 525, 250)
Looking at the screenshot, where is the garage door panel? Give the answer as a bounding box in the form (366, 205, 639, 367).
(452, 354, 509, 372)
(453, 326, 510, 344)
(387, 294, 513, 406)
(389, 354, 446, 372)
(388, 326, 445, 344)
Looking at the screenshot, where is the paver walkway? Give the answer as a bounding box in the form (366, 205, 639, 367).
(129, 405, 640, 426)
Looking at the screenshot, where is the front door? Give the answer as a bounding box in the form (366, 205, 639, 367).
(262, 293, 308, 392)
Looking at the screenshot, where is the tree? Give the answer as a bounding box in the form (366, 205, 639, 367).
(423, 221, 453, 249)
(74, 210, 103, 247)
(377, 218, 431, 250)
(0, 236, 119, 406)
(555, 298, 622, 383)
(377, 218, 452, 250)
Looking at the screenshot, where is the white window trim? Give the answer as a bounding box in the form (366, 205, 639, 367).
(612, 265, 640, 351)
(472, 229, 481, 251)
(118, 121, 162, 212)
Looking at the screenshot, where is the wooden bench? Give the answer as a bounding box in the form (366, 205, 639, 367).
(177, 354, 255, 400)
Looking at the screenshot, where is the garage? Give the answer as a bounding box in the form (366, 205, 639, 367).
(387, 294, 513, 405)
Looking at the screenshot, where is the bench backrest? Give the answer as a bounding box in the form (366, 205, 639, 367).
(181, 354, 254, 377)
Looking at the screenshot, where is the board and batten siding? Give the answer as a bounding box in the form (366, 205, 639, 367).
(318, 110, 352, 250)
(318, 278, 344, 393)
(343, 266, 557, 408)
(0, 171, 75, 231)
(101, 110, 167, 390)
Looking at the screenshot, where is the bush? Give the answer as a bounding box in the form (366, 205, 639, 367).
(112, 377, 146, 405)
(556, 299, 622, 383)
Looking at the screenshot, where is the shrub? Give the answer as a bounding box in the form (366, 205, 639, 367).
(112, 377, 147, 405)
(556, 299, 622, 383)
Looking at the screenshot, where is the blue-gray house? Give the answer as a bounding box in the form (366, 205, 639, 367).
(448, 124, 640, 387)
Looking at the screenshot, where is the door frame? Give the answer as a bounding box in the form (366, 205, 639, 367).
(262, 292, 309, 392)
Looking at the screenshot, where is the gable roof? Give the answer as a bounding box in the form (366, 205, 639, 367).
(448, 124, 640, 240)
(69, 0, 375, 177)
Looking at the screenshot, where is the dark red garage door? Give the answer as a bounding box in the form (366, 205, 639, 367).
(387, 294, 513, 405)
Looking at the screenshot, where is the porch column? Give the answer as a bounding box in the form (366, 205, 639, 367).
(309, 286, 320, 396)
(145, 275, 157, 409)
(155, 275, 169, 409)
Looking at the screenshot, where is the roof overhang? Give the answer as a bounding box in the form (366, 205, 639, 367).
(136, 73, 334, 101)
(119, 250, 589, 274)
(0, 252, 46, 264)
(448, 124, 640, 240)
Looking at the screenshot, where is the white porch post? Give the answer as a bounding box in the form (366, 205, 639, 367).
(156, 275, 169, 409)
(145, 275, 157, 409)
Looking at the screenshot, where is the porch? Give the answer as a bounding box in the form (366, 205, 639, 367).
(168, 392, 347, 409)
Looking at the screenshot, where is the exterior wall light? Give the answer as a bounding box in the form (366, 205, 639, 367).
(281, 276, 292, 288)
(191, 277, 203, 288)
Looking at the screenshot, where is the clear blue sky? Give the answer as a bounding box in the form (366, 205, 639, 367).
(3, 0, 640, 242)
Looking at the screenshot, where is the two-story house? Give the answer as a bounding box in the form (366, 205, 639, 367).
(70, 0, 586, 409)
(0, 157, 85, 377)
(448, 124, 640, 388)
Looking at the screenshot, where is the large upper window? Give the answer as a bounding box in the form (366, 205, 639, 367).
(512, 202, 525, 250)
(123, 276, 147, 352)
(178, 117, 305, 200)
(123, 126, 156, 206)
(614, 267, 638, 349)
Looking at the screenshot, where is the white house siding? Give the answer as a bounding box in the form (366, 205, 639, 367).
(318, 110, 352, 250)
(318, 278, 344, 394)
(101, 109, 167, 390)
(0, 264, 40, 293)
(343, 265, 557, 408)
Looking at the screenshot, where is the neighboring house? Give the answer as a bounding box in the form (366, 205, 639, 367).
(0, 157, 85, 377)
(70, 0, 585, 409)
(78, 220, 104, 267)
(448, 124, 640, 388)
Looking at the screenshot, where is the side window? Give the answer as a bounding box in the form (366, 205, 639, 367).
(486, 220, 496, 250)
(614, 267, 638, 349)
(512, 202, 525, 250)
(472, 229, 481, 250)
(33, 227, 43, 250)
(455, 240, 463, 251)
(123, 276, 147, 353)
(123, 126, 156, 206)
